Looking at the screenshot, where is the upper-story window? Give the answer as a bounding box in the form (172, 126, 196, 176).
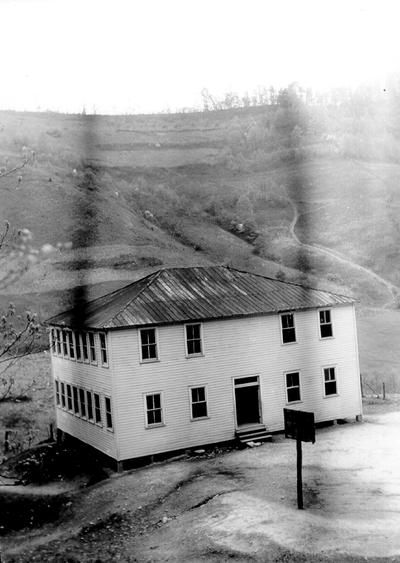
(88, 332, 97, 363)
(281, 313, 296, 343)
(140, 328, 158, 362)
(185, 323, 203, 356)
(68, 331, 76, 360)
(56, 329, 62, 355)
(319, 309, 333, 338)
(62, 331, 68, 356)
(74, 331, 82, 361)
(285, 371, 301, 403)
(99, 333, 108, 366)
(324, 367, 337, 396)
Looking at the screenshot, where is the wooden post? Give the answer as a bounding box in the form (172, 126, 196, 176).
(383, 382, 386, 400)
(296, 436, 303, 509)
(4, 431, 10, 454)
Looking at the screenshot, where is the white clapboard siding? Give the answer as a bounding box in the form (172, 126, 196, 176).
(109, 303, 361, 461)
(50, 332, 117, 459)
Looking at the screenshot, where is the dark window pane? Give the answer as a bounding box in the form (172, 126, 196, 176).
(192, 402, 207, 418)
(79, 389, 86, 417)
(282, 328, 296, 343)
(288, 387, 301, 402)
(94, 394, 101, 423)
(87, 392, 93, 420)
(325, 381, 337, 395)
(321, 323, 333, 338)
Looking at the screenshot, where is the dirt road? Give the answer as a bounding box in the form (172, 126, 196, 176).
(286, 195, 399, 306)
(2, 402, 400, 562)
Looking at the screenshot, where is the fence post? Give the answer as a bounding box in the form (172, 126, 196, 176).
(383, 382, 386, 400)
(360, 373, 364, 398)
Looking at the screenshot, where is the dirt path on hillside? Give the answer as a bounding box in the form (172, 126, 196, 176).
(286, 195, 399, 306)
(3, 407, 400, 562)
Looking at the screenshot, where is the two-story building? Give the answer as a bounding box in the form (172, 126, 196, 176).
(48, 266, 362, 469)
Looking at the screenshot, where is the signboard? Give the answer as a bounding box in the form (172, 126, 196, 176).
(283, 408, 316, 510)
(284, 408, 315, 444)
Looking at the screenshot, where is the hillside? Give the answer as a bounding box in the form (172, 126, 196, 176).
(1, 96, 400, 320)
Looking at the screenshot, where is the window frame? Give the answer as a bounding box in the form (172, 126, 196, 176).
(99, 332, 109, 367)
(60, 382, 66, 408)
(284, 370, 302, 404)
(139, 328, 159, 363)
(280, 313, 297, 344)
(56, 328, 62, 355)
(144, 392, 164, 428)
(72, 385, 80, 415)
(86, 390, 94, 421)
(93, 392, 102, 426)
(66, 383, 73, 411)
(62, 330, 69, 357)
(104, 396, 113, 431)
(67, 330, 76, 361)
(319, 309, 334, 339)
(55, 380, 60, 406)
(88, 331, 97, 364)
(74, 331, 82, 362)
(323, 366, 338, 397)
(184, 323, 204, 358)
(189, 385, 209, 420)
(79, 387, 87, 418)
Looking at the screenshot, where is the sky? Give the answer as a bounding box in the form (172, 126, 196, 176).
(1, 0, 400, 114)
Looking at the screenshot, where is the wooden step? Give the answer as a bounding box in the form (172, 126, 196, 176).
(235, 425, 272, 445)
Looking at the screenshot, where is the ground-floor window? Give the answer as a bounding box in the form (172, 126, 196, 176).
(105, 397, 113, 430)
(94, 393, 102, 424)
(324, 367, 337, 396)
(145, 393, 163, 426)
(190, 386, 208, 419)
(285, 371, 301, 403)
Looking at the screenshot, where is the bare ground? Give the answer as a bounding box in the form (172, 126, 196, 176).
(1, 399, 400, 562)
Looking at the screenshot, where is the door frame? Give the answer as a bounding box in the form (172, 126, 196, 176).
(232, 374, 263, 428)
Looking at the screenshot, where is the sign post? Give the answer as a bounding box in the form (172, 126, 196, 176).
(284, 408, 315, 510)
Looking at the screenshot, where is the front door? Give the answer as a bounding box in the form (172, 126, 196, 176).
(234, 376, 261, 427)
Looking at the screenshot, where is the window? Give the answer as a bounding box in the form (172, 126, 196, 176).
(55, 380, 60, 405)
(99, 333, 108, 366)
(286, 372, 301, 403)
(281, 313, 296, 343)
(68, 331, 76, 359)
(73, 386, 80, 415)
(79, 388, 87, 417)
(105, 397, 113, 430)
(140, 328, 158, 361)
(62, 331, 68, 356)
(324, 367, 337, 396)
(56, 329, 62, 355)
(88, 332, 96, 363)
(86, 391, 94, 421)
(320, 310, 333, 338)
(190, 387, 208, 419)
(60, 382, 66, 408)
(50, 329, 56, 354)
(75, 332, 82, 361)
(145, 393, 163, 426)
(66, 384, 73, 411)
(94, 393, 102, 424)
(185, 323, 203, 356)
(81, 333, 89, 362)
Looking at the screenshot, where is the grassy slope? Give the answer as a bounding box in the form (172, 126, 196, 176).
(0, 107, 400, 389)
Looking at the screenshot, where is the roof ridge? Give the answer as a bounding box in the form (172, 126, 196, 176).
(225, 266, 355, 300)
(108, 268, 164, 325)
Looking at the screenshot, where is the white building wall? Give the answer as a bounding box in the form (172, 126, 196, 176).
(110, 304, 361, 461)
(51, 332, 117, 460)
